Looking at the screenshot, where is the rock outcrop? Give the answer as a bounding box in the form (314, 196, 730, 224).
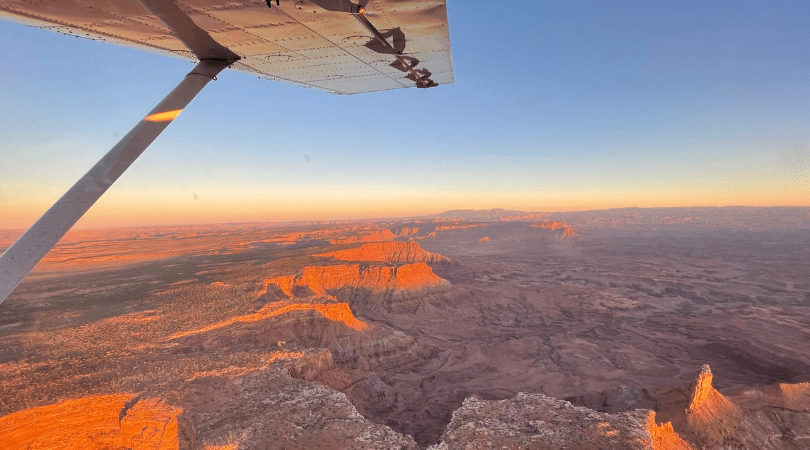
(647, 413, 695, 450)
(531, 220, 579, 238)
(728, 381, 810, 412)
(183, 363, 418, 450)
(264, 262, 447, 297)
(397, 227, 420, 236)
(260, 262, 452, 314)
(317, 241, 449, 264)
(428, 393, 691, 450)
(427, 366, 810, 450)
(655, 364, 810, 449)
(684, 364, 743, 444)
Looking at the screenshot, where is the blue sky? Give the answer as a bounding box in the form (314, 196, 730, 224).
(1, 1, 809, 228)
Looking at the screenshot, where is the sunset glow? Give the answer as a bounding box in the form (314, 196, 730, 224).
(1, 3, 809, 229)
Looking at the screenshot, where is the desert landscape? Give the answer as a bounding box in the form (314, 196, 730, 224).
(1, 206, 809, 449)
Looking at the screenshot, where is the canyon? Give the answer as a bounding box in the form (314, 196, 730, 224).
(0, 207, 809, 449)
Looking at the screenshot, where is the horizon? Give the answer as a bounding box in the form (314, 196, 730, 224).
(2, 2, 809, 229)
(1, 204, 808, 232)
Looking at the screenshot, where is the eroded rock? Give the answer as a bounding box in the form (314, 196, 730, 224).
(531, 221, 579, 238)
(655, 365, 810, 449)
(427, 393, 681, 450)
(316, 241, 449, 264)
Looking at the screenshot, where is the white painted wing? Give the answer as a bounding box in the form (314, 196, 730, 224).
(0, 0, 453, 94)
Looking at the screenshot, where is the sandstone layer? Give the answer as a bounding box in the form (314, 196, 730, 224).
(317, 241, 449, 264)
(264, 262, 447, 297)
(261, 262, 452, 315)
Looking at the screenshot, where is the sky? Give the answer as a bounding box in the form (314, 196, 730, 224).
(1, 1, 809, 228)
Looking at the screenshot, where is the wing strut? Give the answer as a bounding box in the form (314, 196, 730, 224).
(0, 60, 229, 304)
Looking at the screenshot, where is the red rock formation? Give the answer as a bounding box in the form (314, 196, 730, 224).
(653, 364, 786, 449)
(262, 274, 321, 298)
(316, 241, 448, 264)
(263, 263, 447, 301)
(478, 236, 490, 242)
(728, 381, 810, 412)
(531, 220, 579, 237)
(683, 365, 743, 444)
(687, 364, 714, 412)
(646, 412, 694, 450)
(303, 263, 447, 293)
(0, 395, 186, 450)
(778, 382, 810, 407)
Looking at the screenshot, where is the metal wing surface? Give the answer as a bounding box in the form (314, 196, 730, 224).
(0, 0, 453, 94)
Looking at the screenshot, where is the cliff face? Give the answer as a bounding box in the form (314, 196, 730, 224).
(317, 241, 449, 264)
(263, 262, 449, 302)
(647, 412, 695, 450)
(307, 263, 439, 292)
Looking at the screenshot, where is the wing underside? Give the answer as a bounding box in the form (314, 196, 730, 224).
(0, 0, 453, 94)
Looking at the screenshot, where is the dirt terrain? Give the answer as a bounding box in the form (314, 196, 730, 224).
(1, 207, 809, 448)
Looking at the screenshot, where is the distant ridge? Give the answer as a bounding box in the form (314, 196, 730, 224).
(422, 209, 548, 222)
(419, 206, 810, 229)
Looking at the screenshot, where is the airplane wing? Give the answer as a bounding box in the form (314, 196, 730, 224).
(0, 0, 453, 94)
(0, 0, 454, 304)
